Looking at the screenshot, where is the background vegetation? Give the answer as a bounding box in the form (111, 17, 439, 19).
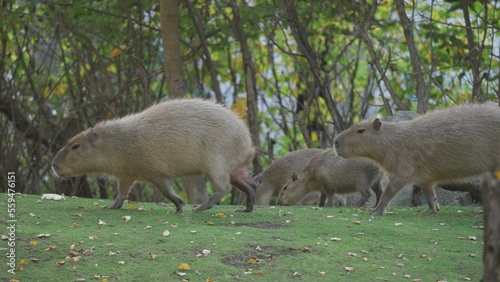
(1, 0, 499, 203)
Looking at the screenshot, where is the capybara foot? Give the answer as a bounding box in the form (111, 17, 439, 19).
(423, 208, 438, 214)
(235, 206, 253, 213)
(103, 202, 123, 209)
(369, 208, 386, 216)
(174, 204, 184, 214)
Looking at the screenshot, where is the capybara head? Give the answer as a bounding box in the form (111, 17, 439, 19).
(279, 173, 310, 205)
(334, 118, 383, 159)
(52, 128, 104, 178)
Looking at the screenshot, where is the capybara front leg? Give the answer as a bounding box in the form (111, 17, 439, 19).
(152, 179, 185, 213)
(230, 165, 255, 212)
(420, 182, 439, 214)
(104, 178, 133, 209)
(370, 178, 406, 215)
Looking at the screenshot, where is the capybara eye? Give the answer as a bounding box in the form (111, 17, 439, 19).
(71, 143, 81, 150)
(356, 129, 365, 134)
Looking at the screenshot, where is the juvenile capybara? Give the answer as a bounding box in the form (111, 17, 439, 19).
(334, 104, 500, 215)
(254, 148, 344, 206)
(52, 99, 256, 213)
(279, 150, 383, 207)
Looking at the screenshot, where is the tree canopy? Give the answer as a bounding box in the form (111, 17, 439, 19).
(1, 0, 498, 200)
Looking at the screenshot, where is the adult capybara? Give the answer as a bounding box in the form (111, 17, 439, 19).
(334, 104, 500, 215)
(52, 99, 256, 213)
(280, 150, 383, 207)
(254, 148, 344, 206)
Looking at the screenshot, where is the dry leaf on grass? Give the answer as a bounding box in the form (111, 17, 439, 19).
(41, 194, 66, 200)
(122, 216, 131, 222)
(98, 220, 107, 226)
(179, 263, 190, 270)
(37, 234, 51, 238)
(163, 230, 170, 237)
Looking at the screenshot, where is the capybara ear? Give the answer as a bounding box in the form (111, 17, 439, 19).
(292, 172, 298, 181)
(372, 118, 382, 131)
(87, 128, 99, 143)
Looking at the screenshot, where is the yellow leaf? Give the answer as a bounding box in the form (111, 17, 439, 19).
(30, 240, 38, 246)
(249, 258, 257, 264)
(19, 259, 27, 265)
(231, 97, 247, 119)
(109, 46, 124, 58)
(107, 64, 117, 74)
(130, 205, 138, 211)
(494, 171, 500, 179)
(215, 212, 225, 218)
(179, 263, 190, 270)
(55, 82, 68, 95)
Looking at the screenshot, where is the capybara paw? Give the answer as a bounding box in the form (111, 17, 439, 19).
(369, 209, 385, 216)
(235, 207, 253, 213)
(423, 208, 438, 214)
(103, 203, 122, 209)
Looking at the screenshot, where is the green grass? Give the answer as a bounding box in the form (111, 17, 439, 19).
(1, 194, 484, 281)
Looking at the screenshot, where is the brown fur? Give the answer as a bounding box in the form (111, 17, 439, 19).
(280, 150, 383, 207)
(334, 104, 500, 215)
(52, 99, 256, 213)
(254, 148, 344, 206)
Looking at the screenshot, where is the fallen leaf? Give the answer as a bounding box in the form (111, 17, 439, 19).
(344, 266, 355, 274)
(148, 252, 157, 260)
(122, 216, 131, 222)
(82, 249, 93, 256)
(98, 220, 107, 226)
(30, 258, 40, 263)
(72, 223, 80, 227)
(404, 274, 411, 278)
(89, 236, 97, 240)
(302, 247, 310, 253)
(206, 221, 215, 226)
(202, 249, 211, 256)
(145, 225, 153, 229)
(41, 194, 66, 200)
(29, 213, 36, 217)
(215, 212, 225, 218)
(19, 259, 27, 265)
(109, 251, 117, 256)
(163, 230, 170, 237)
(468, 236, 477, 241)
(1, 234, 8, 240)
(130, 205, 138, 211)
(171, 223, 179, 227)
(394, 222, 403, 226)
(179, 263, 190, 270)
(292, 272, 302, 278)
(37, 234, 51, 238)
(319, 271, 326, 277)
(118, 261, 125, 265)
(45, 246, 57, 251)
(249, 258, 257, 264)
(69, 256, 80, 262)
(56, 261, 65, 266)
(352, 220, 361, 225)
(330, 237, 342, 241)
(30, 240, 38, 246)
(68, 250, 80, 256)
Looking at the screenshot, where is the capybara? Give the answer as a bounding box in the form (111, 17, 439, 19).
(334, 104, 500, 215)
(52, 99, 256, 213)
(279, 150, 383, 207)
(253, 148, 344, 206)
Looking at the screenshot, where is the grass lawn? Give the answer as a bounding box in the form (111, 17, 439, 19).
(1, 194, 483, 281)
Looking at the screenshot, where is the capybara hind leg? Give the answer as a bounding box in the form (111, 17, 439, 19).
(196, 173, 232, 212)
(230, 165, 256, 212)
(319, 193, 327, 206)
(371, 179, 383, 207)
(370, 178, 406, 215)
(356, 181, 372, 207)
(151, 179, 184, 213)
(420, 183, 439, 214)
(104, 179, 132, 209)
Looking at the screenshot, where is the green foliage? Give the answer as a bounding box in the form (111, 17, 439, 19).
(4, 194, 483, 281)
(1, 0, 498, 199)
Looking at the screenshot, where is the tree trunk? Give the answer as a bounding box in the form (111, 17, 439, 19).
(160, 0, 208, 204)
(394, 0, 428, 113)
(483, 172, 500, 281)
